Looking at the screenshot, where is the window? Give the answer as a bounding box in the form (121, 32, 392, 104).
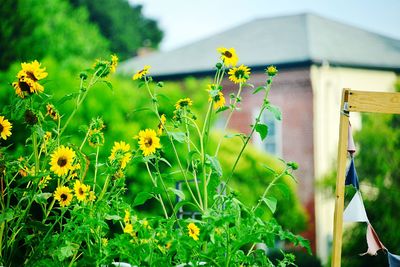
(253, 109, 282, 156)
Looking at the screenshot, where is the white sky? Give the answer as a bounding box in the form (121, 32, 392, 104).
(129, 0, 400, 51)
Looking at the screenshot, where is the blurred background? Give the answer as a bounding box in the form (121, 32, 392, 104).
(1, 1, 399, 266)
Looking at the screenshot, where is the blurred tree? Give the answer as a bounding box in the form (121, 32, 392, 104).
(70, 0, 163, 60)
(340, 80, 400, 267)
(0, 0, 109, 70)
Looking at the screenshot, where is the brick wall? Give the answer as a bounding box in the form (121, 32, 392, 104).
(221, 67, 316, 252)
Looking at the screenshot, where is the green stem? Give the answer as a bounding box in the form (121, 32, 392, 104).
(145, 162, 169, 218)
(32, 132, 39, 175)
(214, 82, 243, 157)
(98, 175, 110, 202)
(93, 146, 100, 192)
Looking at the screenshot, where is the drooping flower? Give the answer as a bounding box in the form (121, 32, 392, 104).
(109, 141, 132, 169)
(74, 180, 89, 202)
(157, 114, 166, 136)
(88, 129, 105, 147)
(0, 116, 12, 140)
(209, 91, 226, 110)
(187, 222, 200, 241)
(217, 47, 238, 67)
(39, 175, 52, 189)
(228, 65, 251, 84)
(46, 104, 60, 121)
(12, 60, 48, 98)
(110, 54, 118, 73)
(132, 65, 151, 80)
(124, 209, 131, 224)
(137, 129, 161, 156)
(54, 186, 73, 207)
(174, 98, 193, 110)
(49, 146, 76, 177)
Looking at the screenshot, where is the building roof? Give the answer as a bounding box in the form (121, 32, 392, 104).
(120, 13, 400, 78)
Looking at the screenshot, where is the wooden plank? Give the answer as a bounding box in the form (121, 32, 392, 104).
(348, 90, 400, 114)
(331, 89, 350, 267)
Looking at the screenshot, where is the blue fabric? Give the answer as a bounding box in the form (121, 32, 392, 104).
(345, 157, 359, 189)
(388, 251, 400, 267)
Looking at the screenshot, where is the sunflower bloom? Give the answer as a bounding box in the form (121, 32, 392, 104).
(74, 180, 89, 202)
(0, 116, 12, 140)
(137, 129, 161, 156)
(174, 98, 193, 110)
(109, 141, 132, 169)
(228, 65, 251, 84)
(188, 223, 200, 241)
(266, 65, 278, 77)
(12, 60, 48, 98)
(54, 186, 73, 207)
(124, 223, 134, 235)
(124, 209, 131, 224)
(132, 65, 151, 80)
(49, 146, 76, 176)
(157, 114, 166, 136)
(209, 91, 226, 110)
(217, 47, 238, 67)
(110, 54, 118, 73)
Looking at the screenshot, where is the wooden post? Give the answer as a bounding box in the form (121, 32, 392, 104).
(331, 89, 400, 266)
(331, 89, 350, 267)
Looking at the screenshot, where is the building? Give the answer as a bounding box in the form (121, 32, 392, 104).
(120, 13, 400, 262)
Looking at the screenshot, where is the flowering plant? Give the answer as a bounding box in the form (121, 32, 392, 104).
(0, 49, 309, 266)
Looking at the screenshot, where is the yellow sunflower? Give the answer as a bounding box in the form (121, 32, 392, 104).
(209, 91, 226, 110)
(157, 114, 166, 136)
(124, 209, 131, 224)
(0, 116, 12, 140)
(109, 141, 132, 169)
(132, 65, 151, 80)
(110, 54, 118, 73)
(12, 60, 47, 98)
(49, 146, 76, 177)
(188, 222, 200, 241)
(217, 47, 238, 67)
(266, 65, 278, 77)
(228, 65, 251, 84)
(54, 186, 73, 207)
(137, 129, 161, 156)
(124, 223, 134, 235)
(88, 191, 96, 202)
(174, 98, 193, 110)
(74, 180, 89, 202)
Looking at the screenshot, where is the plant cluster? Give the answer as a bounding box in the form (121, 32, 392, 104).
(0, 48, 309, 266)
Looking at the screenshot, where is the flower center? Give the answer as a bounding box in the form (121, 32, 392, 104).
(19, 81, 31, 92)
(223, 51, 232, 58)
(144, 137, 153, 147)
(61, 193, 68, 201)
(235, 70, 245, 78)
(0, 124, 3, 133)
(57, 157, 68, 167)
(79, 187, 84, 195)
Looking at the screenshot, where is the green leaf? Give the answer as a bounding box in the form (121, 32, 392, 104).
(255, 123, 269, 140)
(206, 155, 223, 177)
(253, 86, 266, 94)
(168, 187, 185, 200)
(216, 106, 229, 113)
(34, 193, 52, 205)
(133, 191, 153, 207)
(159, 157, 172, 167)
(267, 104, 282, 121)
(56, 93, 79, 105)
(169, 131, 186, 143)
(102, 80, 113, 91)
(0, 209, 14, 223)
(104, 214, 121, 220)
(263, 196, 277, 214)
(173, 200, 199, 215)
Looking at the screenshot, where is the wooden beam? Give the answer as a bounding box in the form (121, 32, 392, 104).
(331, 89, 350, 267)
(348, 90, 400, 114)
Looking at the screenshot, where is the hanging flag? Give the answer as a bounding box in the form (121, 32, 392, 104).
(388, 251, 400, 267)
(343, 191, 369, 222)
(360, 223, 386, 256)
(348, 123, 356, 154)
(345, 157, 360, 189)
